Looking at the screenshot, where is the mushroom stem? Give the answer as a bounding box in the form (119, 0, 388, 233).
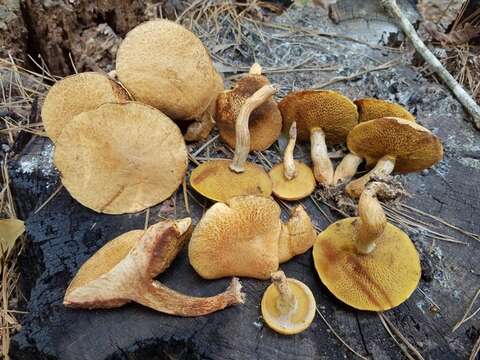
(333, 153, 363, 185)
(184, 110, 216, 142)
(310, 127, 334, 186)
(230, 84, 276, 173)
(271, 271, 297, 315)
(283, 122, 298, 180)
(249, 63, 262, 75)
(135, 278, 245, 317)
(346, 155, 396, 198)
(355, 182, 388, 255)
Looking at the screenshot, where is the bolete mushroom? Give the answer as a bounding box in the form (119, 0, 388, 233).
(64, 218, 245, 316)
(269, 122, 316, 201)
(261, 271, 316, 335)
(188, 196, 316, 280)
(313, 182, 421, 311)
(278, 90, 358, 186)
(41, 72, 129, 142)
(333, 99, 415, 185)
(216, 63, 282, 151)
(190, 85, 275, 202)
(343, 117, 443, 198)
(116, 20, 221, 140)
(54, 102, 188, 214)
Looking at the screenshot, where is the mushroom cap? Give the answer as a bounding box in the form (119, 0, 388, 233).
(188, 196, 281, 279)
(261, 278, 316, 335)
(41, 72, 129, 141)
(190, 159, 272, 202)
(354, 98, 415, 122)
(313, 217, 421, 311)
(347, 117, 443, 173)
(269, 161, 315, 201)
(278, 90, 358, 144)
(116, 20, 218, 120)
(216, 74, 282, 151)
(54, 102, 188, 214)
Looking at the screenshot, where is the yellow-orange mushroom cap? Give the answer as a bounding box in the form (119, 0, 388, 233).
(261, 271, 316, 335)
(354, 98, 415, 122)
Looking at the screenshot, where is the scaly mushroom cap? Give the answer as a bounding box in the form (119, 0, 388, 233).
(347, 117, 443, 173)
(355, 98, 416, 122)
(216, 75, 282, 151)
(313, 217, 421, 311)
(54, 102, 188, 214)
(261, 273, 316, 335)
(188, 196, 282, 279)
(41, 72, 129, 141)
(269, 161, 315, 201)
(116, 20, 218, 120)
(278, 90, 358, 144)
(190, 159, 272, 202)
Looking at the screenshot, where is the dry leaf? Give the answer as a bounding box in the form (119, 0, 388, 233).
(0, 218, 25, 257)
(424, 21, 480, 45)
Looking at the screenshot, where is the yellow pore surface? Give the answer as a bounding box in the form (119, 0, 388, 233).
(190, 159, 272, 202)
(313, 218, 420, 311)
(269, 161, 316, 201)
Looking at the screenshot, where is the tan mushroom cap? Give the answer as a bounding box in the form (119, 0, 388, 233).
(269, 161, 315, 201)
(313, 217, 421, 311)
(190, 159, 272, 202)
(216, 75, 282, 151)
(347, 117, 443, 173)
(116, 20, 218, 120)
(261, 273, 316, 335)
(41, 72, 129, 141)
(54, 102, 188, 214)
(355, 98, 416, 122)
(279, 90, 358, 144)
(188, 196, 282, 280)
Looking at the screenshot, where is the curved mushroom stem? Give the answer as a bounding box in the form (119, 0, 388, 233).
(249, 63, 262, 75)
(283, 122, 298, 180)
(346, 155, 396, 198)
(310, 127, 334, 186)
(333, 153, 364, 185)
(135, 278, 245, 317)
(271, 271, 297, 315)
(184, 108, 216, 142)
(355, 182, 388, 255)
(230, 84, 276, 173)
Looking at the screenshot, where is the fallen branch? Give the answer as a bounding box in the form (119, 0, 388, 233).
(380, 0, 480, 129)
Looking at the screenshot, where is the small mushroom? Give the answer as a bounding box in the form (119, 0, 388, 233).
(269, 122, 316, 201)
(278, 90, 358, 186)
(343, 117, 443, 198)
(41, 72, 130, 141)
(333, 99, 415, 185)
(313, 182, 421, 311)
(188, 196, 316, 279)
(54, 102, 188, 214)
(261, 271, 316, 335)
(216, 63, 282, 151)
(64, 218, 245, 316)
(190, 85, 275, 202)
(116, 20, 220, 140)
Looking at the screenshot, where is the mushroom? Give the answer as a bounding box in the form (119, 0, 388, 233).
(188, 196, 316, 280)
(64, 218, 245, 316)
(190, 85, 275, 202)
(115, 20, 220, 140)
(269, 122, 316, 201)
(333, 99, 415, 185)
(313, 182, 421, 311)
(41, 72, 129, 142)
(216, 63, 282, 151)
(278, 90, 358, 186)
(343, 117, 443, 198)
(54, 102, 188, 214)
(261, 271, 316, 335)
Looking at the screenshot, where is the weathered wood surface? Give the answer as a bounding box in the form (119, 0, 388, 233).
(8, 3, 480, 360)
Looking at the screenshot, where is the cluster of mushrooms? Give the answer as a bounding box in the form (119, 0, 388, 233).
(40, 20, 444, 335)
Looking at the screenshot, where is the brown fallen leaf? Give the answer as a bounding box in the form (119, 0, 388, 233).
(424, 21, 480, 45)
(0, 218, 25, 257)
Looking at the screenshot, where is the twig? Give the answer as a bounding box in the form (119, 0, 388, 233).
(380, 0, 480, 128)
(471, 334, 480, 360)
(453, 288, 480, 332)
(33, 184, 63, 215)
